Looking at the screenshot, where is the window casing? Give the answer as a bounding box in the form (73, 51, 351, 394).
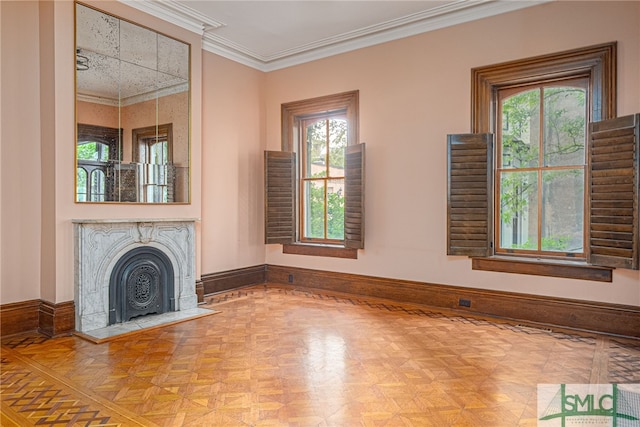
(265, 91, 364, 257)
(448, 42, 640, 279)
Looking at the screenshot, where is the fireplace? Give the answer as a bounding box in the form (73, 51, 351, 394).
(73, 219, 198, 333)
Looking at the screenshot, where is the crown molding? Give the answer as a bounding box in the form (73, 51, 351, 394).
(119, 0, 550, 72)
(120, 0, 224, 34)
(77, 83, 188, 107)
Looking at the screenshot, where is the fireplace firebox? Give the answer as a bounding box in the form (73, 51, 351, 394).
(109, 247, 175, 325)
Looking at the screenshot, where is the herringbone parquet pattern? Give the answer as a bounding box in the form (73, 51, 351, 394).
(1, 285, 639, 426)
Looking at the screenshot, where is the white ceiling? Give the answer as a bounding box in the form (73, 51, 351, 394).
(122, 0, 548, 72)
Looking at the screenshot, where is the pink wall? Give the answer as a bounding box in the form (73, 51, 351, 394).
(77, 101, 119, 129)
(1, 1, 43, 303)
(263, 1, 640, 305)
(1, 1, 638, 309)
(200, 53, 266, 274)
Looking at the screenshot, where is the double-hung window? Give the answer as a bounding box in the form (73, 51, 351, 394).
(447, 42, 640, 279)
(265, 91, 365, 258)
(133, 123, 174, 203)
(497, 78, 588, 256)
(300, 114, 348, 243)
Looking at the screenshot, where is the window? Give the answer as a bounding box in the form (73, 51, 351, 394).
(301, 115, 347, 243)
(77, 141, 109, 202)
(497, 78, 588, 257)
(265, 91, 365, 258)
(448, 42, 639, 278)
(132, 124, 174, 203)
(76, 123, 121, 202)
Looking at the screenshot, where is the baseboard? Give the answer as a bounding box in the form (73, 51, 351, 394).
(4, 264, 637, 339)
(39, 300, 75, 337)
(266, 265, 640, 338)
(201, 265, 267, 295)
(0, 299, 75, 338)
(0, 300, 40, 337)
(195, 279, 204, 303)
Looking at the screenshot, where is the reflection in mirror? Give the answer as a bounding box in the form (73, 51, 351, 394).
(75, 2, 190, 203)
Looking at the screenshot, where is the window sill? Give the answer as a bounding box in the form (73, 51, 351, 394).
(283, 244, 358, 259)
(471, 256, 613, 282)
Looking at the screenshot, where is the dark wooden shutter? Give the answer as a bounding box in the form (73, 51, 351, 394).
(447, 134, 493, 256)
(345, 143, 365, 249)
(588, 114, 639, 270)
(264, 150, 296, 244)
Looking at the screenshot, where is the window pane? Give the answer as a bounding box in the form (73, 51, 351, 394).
(98, 143, 109, 161)
(77, 141, 109, 161)
(303, 180, 325, 239)
(150, 140, 168, 164)
(90, 169, 106, 202)
(543, 86, 586, 167)
(77, 168, 87, 201)
(305, 120, 327, 178)
(139, 142, 147, 163)
(327, 179, 345, 240)
(328, 118, 347, 173)
(500, 170, 538, 250)
(501, 89, 540, 168)
(146, 185, 168, 203)
(542, 169, 584, 253)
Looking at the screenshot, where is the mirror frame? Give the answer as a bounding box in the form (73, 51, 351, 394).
(74, 1, 191, 204)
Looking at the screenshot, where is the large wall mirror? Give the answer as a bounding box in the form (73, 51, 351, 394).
(75, 2, 190, 203)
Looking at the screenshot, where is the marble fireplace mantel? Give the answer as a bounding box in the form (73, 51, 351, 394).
(73, 218, 198, 332)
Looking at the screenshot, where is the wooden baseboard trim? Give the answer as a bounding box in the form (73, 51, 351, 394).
(39, 300, 75, 337)
(0, 300, 40, 337)
(1, 299, 75, 338)
(266, 265, 640, 338)
(201, 265, 267, 295)
(195, 279, 205, 303)
(4, 264, 636, 338)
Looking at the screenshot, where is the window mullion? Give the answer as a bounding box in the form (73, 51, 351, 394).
(537, 170, 543, 252)
(538, 87, 544, 252)
(324, 179, 328, 240)
(325, 120, 329, 239)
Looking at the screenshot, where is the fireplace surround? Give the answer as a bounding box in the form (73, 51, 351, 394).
(73, 218, 198, 333)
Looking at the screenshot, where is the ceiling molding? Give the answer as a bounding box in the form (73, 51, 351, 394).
(78, 83, 189, 107)
(120, 0, 549, 72)
(121, 0, 224, 34)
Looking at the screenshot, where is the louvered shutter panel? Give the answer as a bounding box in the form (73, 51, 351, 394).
(345, 143, 365, 249)
(587, 114, 639, 270)
(447, 134, 493, 257)
(264, 151, 296, 244)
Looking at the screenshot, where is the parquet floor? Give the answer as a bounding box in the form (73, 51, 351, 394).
(1, 284, 639, 426)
